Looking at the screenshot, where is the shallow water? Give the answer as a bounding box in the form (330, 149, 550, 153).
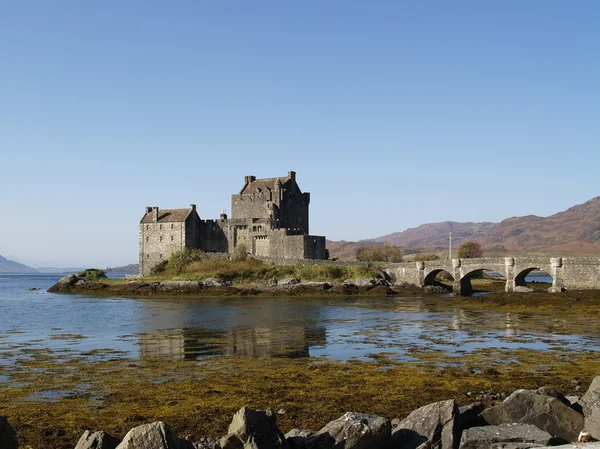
(0, 274, 598, 362)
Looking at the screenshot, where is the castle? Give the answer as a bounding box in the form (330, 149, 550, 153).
(139, 171, 327, 275)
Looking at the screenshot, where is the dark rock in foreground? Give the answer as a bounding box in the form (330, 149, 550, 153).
(390, 399, 460, 449)
(581, 376, 600, 440)
(481, 390, 584, 443)
(459, 423, 558, 449)
(115, 421, 194, 449)
(305, 412, 390, 449)
(219, 407, 289, 449)
(0, 416, 18, 449)
(75, 430, 121, 449)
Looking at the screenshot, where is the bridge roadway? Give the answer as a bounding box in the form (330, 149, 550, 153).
(384, 256, 600, 295)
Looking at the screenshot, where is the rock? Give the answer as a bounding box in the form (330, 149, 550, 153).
(459, 402, 485, 429)
(481, 390, 584, 443)
(513, 286, 534, 293)
(219, 407, 289, 449)
(57, 274, 79, 287)
(535, 388, 572, 408)
(301, 282, 332, 290)
(156, 281, 203, 292)
(390, 400, 460, 449)
(566, 397, 580, 405)
(116, 421, 194, 449)
(0, 416, 18, 449)
(194, 438, 218, 449)
(75, 430, 121, 449)
(203, 278, 231, 288)
(459, 423, 558, 449)
(278, 278, 300, 286)
(344, 278, 375, 288)
(328, 285, 359, 295)
(285, 429, 315, 449)
(305, 412, 390, 449)
(580, 376, 600, 440)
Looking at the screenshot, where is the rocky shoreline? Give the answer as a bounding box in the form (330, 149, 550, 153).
(47, 272, 450, 297)
(3, 377, 600, 449)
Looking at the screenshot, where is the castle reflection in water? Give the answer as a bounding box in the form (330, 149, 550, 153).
(138, 325, 327, 360)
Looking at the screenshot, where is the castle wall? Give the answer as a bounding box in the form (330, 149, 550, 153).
(140, 221, 186, 275)
(199, 219, 229, 253)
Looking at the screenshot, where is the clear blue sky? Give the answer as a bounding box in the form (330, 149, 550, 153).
(1, 1, 599, 267)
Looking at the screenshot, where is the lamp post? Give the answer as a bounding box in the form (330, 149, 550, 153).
(449, 232, 452, 260)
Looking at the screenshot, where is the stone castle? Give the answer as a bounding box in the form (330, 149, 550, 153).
(139, 171, 327, 275)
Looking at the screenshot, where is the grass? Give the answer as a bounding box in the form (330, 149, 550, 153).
(147, 258, 378, 283)
(1, 347, 599, 449)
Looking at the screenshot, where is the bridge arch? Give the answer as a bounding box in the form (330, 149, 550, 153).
(514, 266, 554, 291)
(459, 267, 503, 296)
(424, 269, 455, 286)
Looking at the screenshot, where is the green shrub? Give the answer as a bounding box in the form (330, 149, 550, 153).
(150, 259, 168, 275)
(166, 248, 206, 275)
(457, 241, 483, 259)
(79, 268, 107, 282)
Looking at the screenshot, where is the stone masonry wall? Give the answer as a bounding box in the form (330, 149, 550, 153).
(140, 221, 186, 276)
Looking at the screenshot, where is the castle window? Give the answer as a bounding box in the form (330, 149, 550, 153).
(171, 224, 174, 230)
(171, 236, 174, 241)
(253, 226, 256, 232)
(146, 237, 149, 242)
(159, 254, 163, 259)
(146, 225, 149, 230)
(160, 236, 163, 242)
(159, 224, 163, 230)
(146, 254, 150, 258)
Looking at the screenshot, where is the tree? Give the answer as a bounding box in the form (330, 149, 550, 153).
(457, 241, 483, 259)
(356, 243, 403, 263)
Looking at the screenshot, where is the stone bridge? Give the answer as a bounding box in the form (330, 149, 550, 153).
(384, 256, 600, 295)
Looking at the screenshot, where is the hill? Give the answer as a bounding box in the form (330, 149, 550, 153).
(0, 255, 38, 273)
(480, 196, 600, 254)
(327, 196, 600, 259)
(106, 264, 139, 273)
(372, 221, 498, 249)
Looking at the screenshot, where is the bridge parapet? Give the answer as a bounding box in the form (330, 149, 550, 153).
(384, 256, 600, 295)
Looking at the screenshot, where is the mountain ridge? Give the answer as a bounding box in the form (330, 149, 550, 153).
(0, 255, 38, 273)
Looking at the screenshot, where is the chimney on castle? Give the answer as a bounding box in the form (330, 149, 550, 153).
(288, 171, 296, 181)
(146, 206, 153, 214)
(190, 204, 196, 212)
(220, 209, 228, 220)
(245, 175, 256, 185)
(152, 207, 159, 222)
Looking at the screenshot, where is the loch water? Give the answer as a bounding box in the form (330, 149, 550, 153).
(1, 273, 599, 363)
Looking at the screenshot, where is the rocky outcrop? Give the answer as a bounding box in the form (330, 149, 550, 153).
(580, 376, 600, 440)
(459, 423, 558, 449)
(0, 417, 17, 449)
(285, 428, 315, 449)
(219, 407, 289, 449)
(390, 400, 460, 449)
(481, 390, 584, 443)
(116, 421, 194, 449)
(304, 412, 390, 449)
(75, 430, 121, 449)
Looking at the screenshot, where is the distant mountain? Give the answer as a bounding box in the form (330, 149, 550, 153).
(480, 196, 600, 254)
(372, 221, 499, 249)
(0, 255, 38, 273)
(327, 196, 600, 259)
(36, 267, 86, 274)
(106, 264, 139, 273)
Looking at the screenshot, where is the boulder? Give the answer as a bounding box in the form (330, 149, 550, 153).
(459, 423, 558, 449)
(285, 429, 315, 449)
(203, 278, 231, 288)
(156, 281, 203, 292)
(278, 278, 300, 286)
(534, 388, 572, 408)
(219, 407, 289, 449)
(0, 417, 17, 449)
(305, 412, 390, 449)
(75, 430, 121, 449)
(458, 402, 485, 429)
(481, 390, 584, 443)
(344, 279, 375, 288)
(116, 421, 194, 449)
(580, 376, 600, 440)
(390, 400, 460, 449)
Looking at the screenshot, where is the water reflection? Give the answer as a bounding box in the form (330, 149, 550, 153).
(139, 325, 327, 360)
